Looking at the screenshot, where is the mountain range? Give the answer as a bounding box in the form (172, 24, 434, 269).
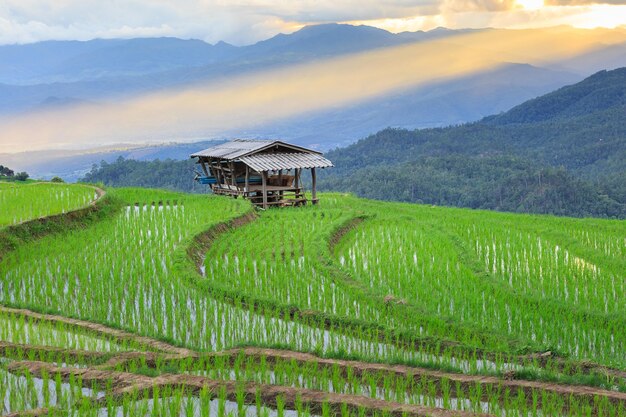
(1, 24, 626, 183)
(67, 68, 626, 218)
(319, 67, 626, 217)
(1, 24, 624, 147)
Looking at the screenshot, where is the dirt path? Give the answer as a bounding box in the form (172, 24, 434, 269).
(7, 361, 489, 417)
(116, 347, 626, 408)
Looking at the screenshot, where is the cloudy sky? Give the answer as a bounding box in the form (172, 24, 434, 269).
(0, 1, 624, 153)
(0, 0, 625, 45)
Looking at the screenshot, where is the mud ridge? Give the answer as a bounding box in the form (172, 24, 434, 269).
(0, 186, 110, 263)
(186, 209, 258, 273)
(8, 361, 489, 417)
(326, 216, 626, 381)
(103, 347, 626, 410)
(0, 305, 193, 356)
(3, 408, 52, 417)
(3, 338, 624, 413)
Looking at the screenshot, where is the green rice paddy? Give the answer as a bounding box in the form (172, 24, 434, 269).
(0, 181, 98, 227)
(1, 184, 624, 416)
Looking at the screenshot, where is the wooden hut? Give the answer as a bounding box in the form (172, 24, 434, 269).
(191, 139, 333, 208)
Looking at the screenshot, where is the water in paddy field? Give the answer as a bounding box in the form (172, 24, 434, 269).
(1, 360, 307, 417)
(97, 397, 308, 417)
(0, 315, 124, 352)
(1, 360, 104, 414)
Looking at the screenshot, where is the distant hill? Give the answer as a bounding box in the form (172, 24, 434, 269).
(1, 24, 623, 149)
(0, 140, 222, 182)
(0, 24, 470, 86)
(77, 69, 626, 218)
(268, 63, 579, 148)
(1, 62, 575, 181)
(485, 68, 626, 124)
(318, 68, 626, 218)
(0, 37, 236, 84)
(2, 24, 626, 184)
(241, 24, 400, 58)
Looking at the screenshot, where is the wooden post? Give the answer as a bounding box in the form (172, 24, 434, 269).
(229, 162, 236, 187)
(214, 161, 222, 187)
(311, 167, 317, 204)
(200, 161, 209, 176)
(245, 165, 250, 195)
(261, 171, 268, 209)
(295, 168, 301, 195)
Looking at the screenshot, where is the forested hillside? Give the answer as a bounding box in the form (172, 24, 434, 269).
(319, 68, 626, 217)
(82, 68, 626, 218)
(82, 157, 205, 193)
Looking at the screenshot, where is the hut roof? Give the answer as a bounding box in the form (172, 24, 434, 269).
(190, 139, 322, 160)
(190, 139, 333, 172)
(240, 152, 333, 172)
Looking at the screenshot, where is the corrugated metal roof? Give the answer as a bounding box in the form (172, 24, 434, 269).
(190, 139, 322, 159)
(240, 152, 333, 172)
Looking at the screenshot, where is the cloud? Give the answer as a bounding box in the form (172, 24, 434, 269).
(545, 0, 626, 4)
(440, 0, 518, 13)
(0, 0, 437, 45)
(0, 0, 625, 45)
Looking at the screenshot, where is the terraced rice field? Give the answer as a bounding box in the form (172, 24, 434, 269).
(1, 185, 624, 416)
(0, 182, 99, 227)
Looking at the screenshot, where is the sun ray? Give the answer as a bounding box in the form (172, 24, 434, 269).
(516, 0, 545, 10)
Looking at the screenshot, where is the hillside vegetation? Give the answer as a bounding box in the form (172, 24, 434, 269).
(82, 68, 626, 218)
(1, 187, 625, 416)
(320, 68, 626, 217)
(3, 25, 623, 157)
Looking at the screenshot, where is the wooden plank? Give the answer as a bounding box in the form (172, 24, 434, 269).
(261, 171, 268, 209)
(245, 165, 249, 194)
(311, 167, 317, 205)
(229, 162, 236, 187)
(200, 161, 209, 176)
(247, 185, 302, 192)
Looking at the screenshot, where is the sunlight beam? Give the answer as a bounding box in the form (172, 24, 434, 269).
(0, 26, 624, 153)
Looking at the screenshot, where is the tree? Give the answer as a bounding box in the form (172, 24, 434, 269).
(50, 176, 64, 183)
(15, 172, 29, 181)
(0, 165, 14, 177)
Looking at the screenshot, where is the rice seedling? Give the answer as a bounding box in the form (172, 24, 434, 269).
(0, 182, 98, 227)
(0, 359, 103, 414)
(0, 190, 433, 363)
(0, 311, 130, 352)
(336, 201, 626, 369)
(2, 186, 624, 417)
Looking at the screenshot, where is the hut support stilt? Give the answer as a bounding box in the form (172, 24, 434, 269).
(261, 171, 268, 209)
(311, 167, 318, 205)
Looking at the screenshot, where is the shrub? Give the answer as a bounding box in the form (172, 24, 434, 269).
(15, 172, 29, 181)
